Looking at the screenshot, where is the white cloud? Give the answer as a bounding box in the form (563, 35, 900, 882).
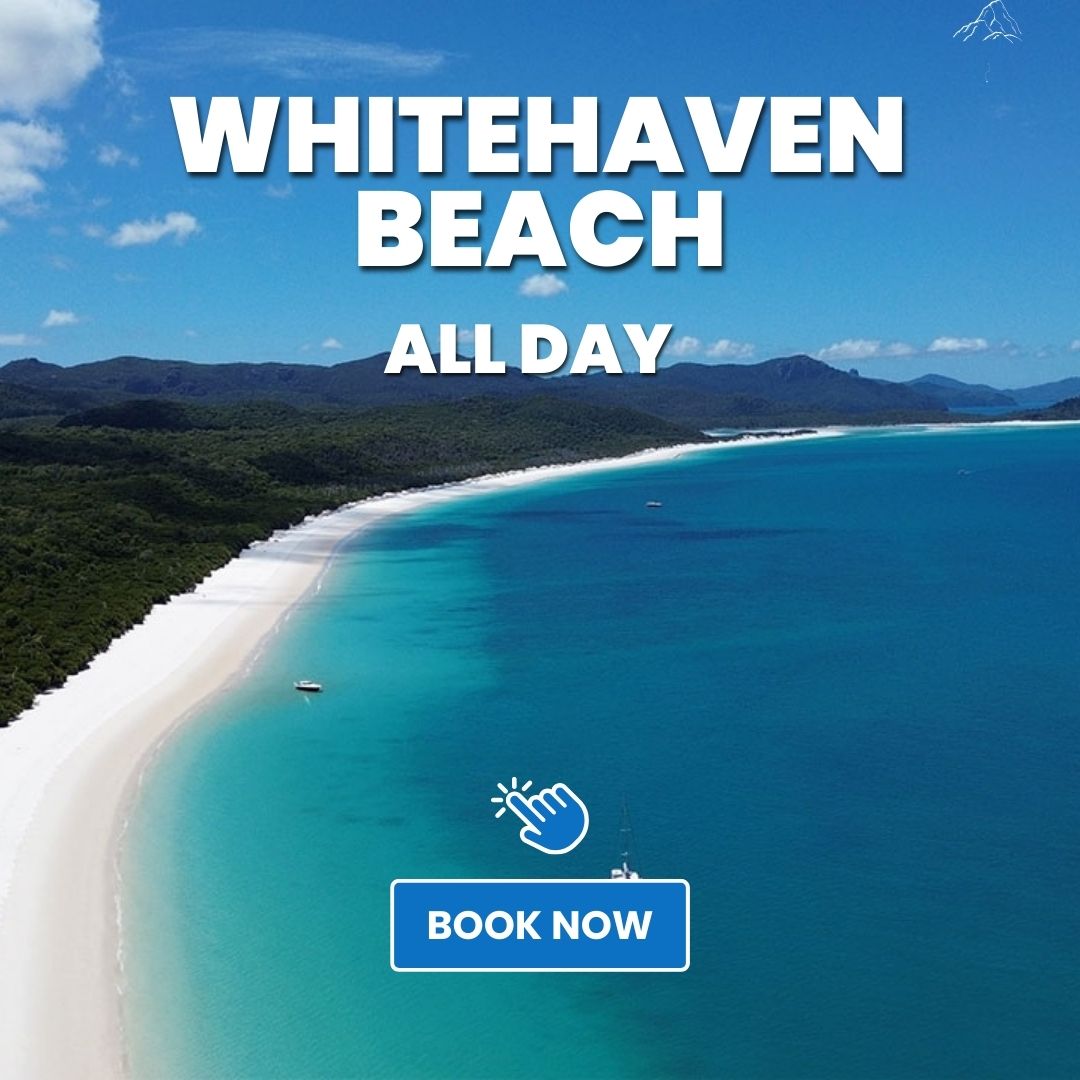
(42, 308, 78, 327)
(705, 338, 755, 360)
(321, 337, 343, 350)
(883, 341, 916, 356)
(667, 335, 702, 358)
(105, 59, 137, 100)
(928, 336, 989, 353)
(819, 338, 916, 362)
(1070, 340, 1080, 352)
(0, 121, 65, 205)
(265, 182, 293, 199)
(184, 328, 198, 338)
(0, 0, 102, 115)
(0, 217, 8, 234)
(819, 338, 883, 362)
(0, 332, 39, 347)
(96, 142, 139, 168)
(81, 222, 105, 238)
(456, 327, 475, 346)
(126, 29, 447, 80)
(519, 272, 568, 298)
(107, 211, 200, 248)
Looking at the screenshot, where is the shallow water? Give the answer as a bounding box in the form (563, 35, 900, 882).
(124, 425, 1080, 1078)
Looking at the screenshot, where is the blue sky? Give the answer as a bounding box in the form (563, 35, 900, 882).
(1, 0, 1076, 385)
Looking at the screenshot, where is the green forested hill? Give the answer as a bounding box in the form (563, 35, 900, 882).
(0, 353, 951, 427)
(1020, 396, 1080, 420)
(0, 396, 698, 724)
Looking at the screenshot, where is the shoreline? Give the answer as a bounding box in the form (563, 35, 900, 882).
(0, 430, 833, 1079)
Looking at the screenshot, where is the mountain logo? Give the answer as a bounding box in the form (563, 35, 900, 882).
(954, 1, 1023, 43)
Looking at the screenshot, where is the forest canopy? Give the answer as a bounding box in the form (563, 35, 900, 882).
(0, 395, 697, 725)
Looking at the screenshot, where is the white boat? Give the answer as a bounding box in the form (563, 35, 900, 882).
(610, 800, 641, 880)
(294, 680, 323, 693)
(645, 500, 663, 509)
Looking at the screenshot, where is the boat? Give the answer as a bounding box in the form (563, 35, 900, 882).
(610, 799, 641, 880)
(645, 500, 663, 509)
(293, 680, 323, 693)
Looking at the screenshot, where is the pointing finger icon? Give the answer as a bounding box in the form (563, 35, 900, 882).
(500, 781, 589, 855)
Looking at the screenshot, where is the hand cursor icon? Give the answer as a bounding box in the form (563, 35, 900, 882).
(502, 781, 590, 855)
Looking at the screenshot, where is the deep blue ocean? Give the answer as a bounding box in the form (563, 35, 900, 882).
(123, 425, 1080, 1078)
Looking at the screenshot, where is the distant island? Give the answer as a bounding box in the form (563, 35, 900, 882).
(1019, 395, 1080, 421)
(1, 351, 1077, 725)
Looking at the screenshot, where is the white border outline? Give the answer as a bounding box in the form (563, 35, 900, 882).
(389, 878, 690, 972)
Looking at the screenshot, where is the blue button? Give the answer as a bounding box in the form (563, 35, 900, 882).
(390, 879, 690, 971)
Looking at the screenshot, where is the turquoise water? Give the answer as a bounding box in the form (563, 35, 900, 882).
(124, 426, 1080, 1078)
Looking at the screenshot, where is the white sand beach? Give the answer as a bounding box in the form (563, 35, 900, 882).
(0, 432, 832, 1079)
